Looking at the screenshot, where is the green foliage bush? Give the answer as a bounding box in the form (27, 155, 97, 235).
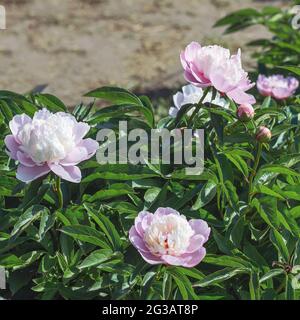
(0, 2, 300, 300)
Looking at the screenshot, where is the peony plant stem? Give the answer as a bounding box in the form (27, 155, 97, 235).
(187, 87, 210, 127)
(55, 176, 64, 209)
(248, 142, 262, 203)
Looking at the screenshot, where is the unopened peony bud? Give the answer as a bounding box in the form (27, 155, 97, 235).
(256, 126, 272, 143)
(237, 104, 255, 122)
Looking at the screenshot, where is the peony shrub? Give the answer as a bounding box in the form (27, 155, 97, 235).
(0, 3, 300, 301)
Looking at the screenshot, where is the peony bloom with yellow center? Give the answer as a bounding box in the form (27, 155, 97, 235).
(129, 207, 210, 268)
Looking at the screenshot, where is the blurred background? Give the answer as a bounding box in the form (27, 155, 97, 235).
(0, 0, 287, 106)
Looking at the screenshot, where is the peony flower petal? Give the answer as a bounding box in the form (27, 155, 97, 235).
(189, 219, 211, 243)
(60, 147, 88, 166)
(272, 87, 291, 100)
(173, 92, 184, 109)
(4, 135, 20, 160)
(169, 107, 178, 117)
(181, 247, 207, 268)
(129, 226, 151, 253)
(227, 88, 256, 105)
(161, 254, 187, 266)
(183, 69, 203, 86)
(162, 247, 206, 268)
(17, 151, 36, 167)
(16, 164, 50, 183)
(139, 250, 164, 265)
(73, 122, 90, 144)
(79, 138, 99, 156)
(60, 138, 98, 166)
(183, 41, 201, 61)
(210, 70, 236, 93)
(186, 234, 205, 253)
(9, 114, 31, 141)
(154, 207, 180, 217)
(134, 211, 153, 237)
(49, 163, 81, 183)
(33, 108, 52, 120)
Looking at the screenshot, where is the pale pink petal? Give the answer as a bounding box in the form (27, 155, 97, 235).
(60, 147, 88, 166)
(181, 247, 207, 268)
(162, 254, 187, 266)
(272, 87, 291, 100)
(9, 114, 31, 139)
(189, 219, 211, 243)
(190, 64, 212, 86)
(129, 226, 151, 253)
(154, 207, 180, 217)
(4, 135, 20, 160)
(17, 151, 35, 167)
(139, 250, 164, 265)
(227, 88, 256, 105)
(183, 41, 201, 61)
(60, 138, 98, 166)
(162, 247, 206, 268)
(134, 211, 153, 237)
(79, 138, 99, 156)
(33, 108, 51, 121)
(183, 69, 203, 86)
(173, 92, 184, 109)
(186, 234, 205, 253)
(73, 123, 90, 144)
(210, 71, 236, 93)
(16, 164, 50, 183)
(49, 163, 81, 183)
(288, 77, 299, 91)
(238, 77, 255, 91)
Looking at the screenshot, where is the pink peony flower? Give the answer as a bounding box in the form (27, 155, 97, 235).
(237, 103, 255, 122)
(5, 109, 99, 183)
(257, 74, 299, 100)
(180, 42, 256, 105)
(256, 126, 272, 143)
(129, 207, 210, 268)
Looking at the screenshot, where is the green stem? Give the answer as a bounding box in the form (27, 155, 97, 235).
(187, 87, 210, 128)
(248, 143, 262, 203)
(55, 176, 63, 209)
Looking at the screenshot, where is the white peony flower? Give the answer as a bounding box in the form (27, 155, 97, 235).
(169, 84, 229, 118)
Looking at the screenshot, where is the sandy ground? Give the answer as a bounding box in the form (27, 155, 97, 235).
(0, 0, 285, 106)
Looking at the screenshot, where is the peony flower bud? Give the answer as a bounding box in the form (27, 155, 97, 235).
(256, 126, 272, 143)
(5, 109, 99, 183)
(237, 103, 255, 122)
(180, 42, 256, 105)
(129, 207, 210, 268)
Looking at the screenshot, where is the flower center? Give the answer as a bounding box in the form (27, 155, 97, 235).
(144, 214, 194, 256)
(18, 110, 76, 164)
